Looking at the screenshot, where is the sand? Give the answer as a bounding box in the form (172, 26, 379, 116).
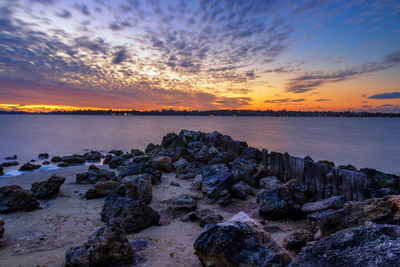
(0, 165, 304, 267)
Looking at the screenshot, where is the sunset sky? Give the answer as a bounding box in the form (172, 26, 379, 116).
(0, 0, 399, 112)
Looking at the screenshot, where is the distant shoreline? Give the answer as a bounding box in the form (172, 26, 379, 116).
(1, 110, 399, 117)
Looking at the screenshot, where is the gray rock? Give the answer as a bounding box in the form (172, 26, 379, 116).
(101, 195, 159, 233)
(85, 181, 127, 199)
(0, 218, 4, 240)
(230, 181, 255, 200)
(259, 176, 281, 190)
(50, 156, 62, 162)
(201, 164, 234, 203)
(290, 223, 400, 267)
(284, 229, 313, 252)
(76, 168, 116, 184)
(184, 208, 223, 227)
(31, 175, 65, 199)
(0, 185, 40, 213)
(301, 195, 344, 213)
(164, 194, 198, 216)
(62, 155, 86, 164)
(123, 174, 152, 204)
(190, 174, 203, 190)
(2, 160, 19, 167)
(151, 155, 172, 172)
(194, 212, 291, 267)
(38, 153, 49, 159)
(19, 162, 41, 171)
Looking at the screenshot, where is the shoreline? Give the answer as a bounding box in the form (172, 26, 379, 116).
(0, 129, 400, 266)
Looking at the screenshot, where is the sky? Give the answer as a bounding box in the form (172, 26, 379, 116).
(0, 0, 399, 112)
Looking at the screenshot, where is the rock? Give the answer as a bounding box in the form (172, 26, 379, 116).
(170, 181, 180, 187)
(164, 194, 198, 216)
(194, 212, 290, 267)
(190, 174, 203, 190)
(19, 162, 41, 171)
(65, 222, 135, 267)
(230, 181, 254, 200)
(123, 174, 152, 204)
(42, 160, 50, 165)
(0, 185, 40, 213)
(262, 223, 282, 233)
(118, 162, 161, 185)
(173, 158, 203, 180)
(145, 143, 160, 155)
(103, 154, 113, 164)
(338, 164, 357, 171)
(76, 167, 116, 184)
(30, 159, 36, 162)
(201, 164, 234, 203)
(101, 194, 160, 233)
(38, 153, 49, 159)
(2, 161, 19, 167)
(207, 152, 235, 165)
(185, 209, 223, 227)
(240, 146, 262, 161)
(301, 195, 345, 213)
(259, 176, 281, 190)
(108, 149, 124, 156)
(308, 195, 400, 236)
(50, 156, 62, 162)
(0, 165, 3, 176)
(83, 151, 102, 162)
(161, 132, 178, 147)
(283, 229, 313, 251)
(258, 179, 308, 220)
(291, 223, 400, 267)
(131, 148, 145, 156)
(0, 218, 4, 239)
(108, 156, 125, 169)
(151, 155, 172, 172)
(85, 181, 127, 199)
(360, 168, 400, 198)
(5, 155, 17, 160)
(31, 175, 65, 199)
(62, 155, 85, 164)
(231, 157, 258, 187)
(57, 162, 69, 167)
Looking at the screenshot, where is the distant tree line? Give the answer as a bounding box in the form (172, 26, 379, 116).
(1, 109, 399, 117)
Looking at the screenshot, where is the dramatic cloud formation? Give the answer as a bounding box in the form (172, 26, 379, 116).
(0, 0, 399, 112)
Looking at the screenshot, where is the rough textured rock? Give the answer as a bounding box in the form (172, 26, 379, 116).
(194, 212, 290, 267)
(164, 194, 198, 216)
(240, 146, 262, 161)
(1, 161, 19, 167)
(58, 162, 69, 167)
(231, 157, 258, 187)
(283, 230, 313, 251)
(308, 195, 400, 236)
(0, 185, 40, 213)
(50, 156, 62, 163)
(201, 164, 234, 203)
(108, 150, 124, 156)
(101, 194, 159, 233)
(291, 223, 400, 267)
(5, 155, 17, 160)
(42, 160, 50, 165)
(208, 152, 235, 165)
(76, 168, 116, 184)
(230, 181, 255, 200)
(151, 155, 172, 172)
(108, 156, 126, 169)
(19, 162, 41, 171)
(62, 155, 85, 164)
(360, 168, 400, 198)
(0, 218, 4, 239)
(259, 176, 281, 190)
(190, 174, 203, 190)
(123, 174, 152, 204)
(301, 195, 344, 213)
(65, 222, 135, 267)
(258, 179, 308, 220)
(185, 209, 223, 227)
(31, 175, 65, 199)
(85, 181, 127, 199)
(118, 162, 162, 185)
(0, 165, 3, 176)
(83, 151, 102, 162)
(174, 158, 203, 180)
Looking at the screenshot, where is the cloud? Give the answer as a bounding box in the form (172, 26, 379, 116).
(74, 3, 90, 16)
(368, 92, 400, 99)
(286, 50, 400, 93)
(56, 9, 71, 18)
(315, 98, 331, 101)
(112, 49, 127, 64)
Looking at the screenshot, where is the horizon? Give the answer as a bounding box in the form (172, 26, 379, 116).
(1, 0, 400, 112)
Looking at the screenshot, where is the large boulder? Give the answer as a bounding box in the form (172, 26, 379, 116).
(283, 229, 313, 252)
(31, 175, 65, 199)
(301, 195, 345, 213)
(123, 174, 152, 204)
(118, 162, 162, 185)
(194, 212, 290, 267)
(108, 156, 126, 169)
(85, 181, 127, 199)
(76, 167, 116, 184)
(230, 181, 255, 200)
(50, 156, 62, 163)
(19, 162, 41, 171)
(201, 164, 234, 204)
(151, 156, 172, 172)
(291, 223, 400, 267)
(308, 195, 400, 237)
(101, 194, 159, 233)
(164, 194, 198, 216)
(38, 153, 49, 159)
(258, 179, 308, 220)
(230, 157, 258, 187)
(207, 152, 235, 165)
(259, 176, 281, 190)
(2, 161, 19, 167)
(360, 168, 400, 198)
(174, 158, 204, 180)
(83, 151, 103, 162)
(0, 185, 40, 213)
(65, 222, 135, 266)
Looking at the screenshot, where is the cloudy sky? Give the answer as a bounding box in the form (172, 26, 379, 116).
(0, 0, 399, 112)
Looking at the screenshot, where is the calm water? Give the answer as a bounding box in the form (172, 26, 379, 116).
(0, 115, 399, 175)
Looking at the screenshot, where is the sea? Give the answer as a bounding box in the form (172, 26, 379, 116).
(0, 115, 399, 176)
